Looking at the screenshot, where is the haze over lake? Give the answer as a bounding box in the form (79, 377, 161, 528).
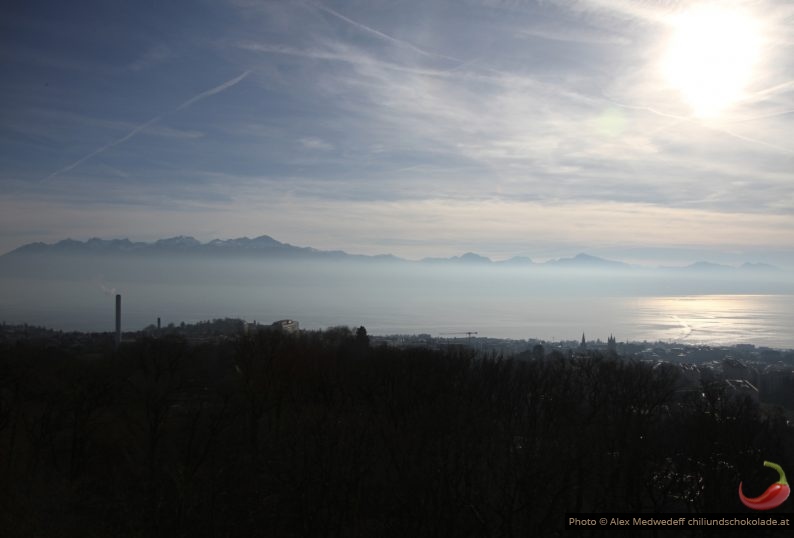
(2, 252, 792, 348)
(3, 2, 793, 534)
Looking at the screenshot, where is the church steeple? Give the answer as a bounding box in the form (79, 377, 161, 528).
(580, 332, 586, 348)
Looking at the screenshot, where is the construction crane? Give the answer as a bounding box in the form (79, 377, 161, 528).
(439, 331, 478, 341)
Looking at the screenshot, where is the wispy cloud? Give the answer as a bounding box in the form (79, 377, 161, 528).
(308, 2, 463, 63)
(4, 0, 792, 264)
(44, 71, 251, 180)
(43, 116, 164, 180)
(742, 79, 794, 103)
(174, 70, 251, 112)
(125, 45, 175, 72)
(237, 41, 352, 63)
(235, 19, 792, 214)
(556, 0, 676, 24)
(4, 108, 204, 143)
(606, 98, 794, 154)
(299, 137, 334, 150)
(516, 25, 631, 45)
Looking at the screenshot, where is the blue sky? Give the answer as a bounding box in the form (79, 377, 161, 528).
(2, 0, 793, 266)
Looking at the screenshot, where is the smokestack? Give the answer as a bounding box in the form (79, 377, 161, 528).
(115, 294, 121, 348)
(157, 317, 161, 331)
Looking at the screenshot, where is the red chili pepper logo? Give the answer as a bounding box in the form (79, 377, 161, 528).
(738, 461, 790, 511)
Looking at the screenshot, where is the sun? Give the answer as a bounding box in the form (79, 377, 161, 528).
(661, 3, 762, 118)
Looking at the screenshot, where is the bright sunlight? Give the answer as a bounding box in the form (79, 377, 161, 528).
(662, 3, 762, 118)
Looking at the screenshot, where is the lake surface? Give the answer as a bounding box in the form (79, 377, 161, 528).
(1, 271, 791, 349)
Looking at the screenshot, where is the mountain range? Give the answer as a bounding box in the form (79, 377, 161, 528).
(1, 235, 780, 272)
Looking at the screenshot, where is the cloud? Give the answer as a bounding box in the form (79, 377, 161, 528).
(44, 71, 251, 180)
(174, 70, 251, 112)
(4, 108, 204, 144)
(237, 40, 491, 80)
(6, 0, 792, 266)
(44, 116, 164, 180)
(307, 2, 463, 63)
(299, 137, 334, 150)
(231, 21, 794, 217)
(125, 45, 175, 71)
(742, 79, 794, 104)
(516, 25, 631, 45)
(4, 195, 792, 264)
(554, 0, 676, 24)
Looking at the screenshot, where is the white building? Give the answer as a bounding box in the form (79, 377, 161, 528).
(271, 319, 299, 333)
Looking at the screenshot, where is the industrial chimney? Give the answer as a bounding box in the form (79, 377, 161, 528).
(115, 294, 121, 348)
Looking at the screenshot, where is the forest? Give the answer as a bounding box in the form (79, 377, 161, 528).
(0, 327, 792, 537)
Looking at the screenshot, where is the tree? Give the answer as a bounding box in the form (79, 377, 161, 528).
(355, 326, 369, 347)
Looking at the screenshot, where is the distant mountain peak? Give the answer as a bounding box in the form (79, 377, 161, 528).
(210, 236, 285, 249)
(2, 235, 390, 262)
(155, 236, 201, 247)
(420, 252, 492, 264)
(250, 235, 283, 246)
(548, 252, 628, 268)
(740, 262, 779, 272)
(1, 237, 786, 273)
(659, 260, 782, 272)
(460, 252, 492, 263)
(684, 261, 733, 271)
(500, 256, 534, 265)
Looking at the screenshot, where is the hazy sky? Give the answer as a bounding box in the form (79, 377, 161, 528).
(2, 0, 793, 266)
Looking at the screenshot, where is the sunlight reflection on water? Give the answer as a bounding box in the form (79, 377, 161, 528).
(630, 295, 792, 348)
(0, 276, 791, 349)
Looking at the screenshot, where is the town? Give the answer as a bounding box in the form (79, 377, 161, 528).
(3, 315, 793, 415)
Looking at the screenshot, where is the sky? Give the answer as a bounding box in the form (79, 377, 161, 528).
(1, 0, 793, 266)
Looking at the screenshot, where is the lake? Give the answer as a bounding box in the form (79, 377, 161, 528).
(1, 267, 791, 349)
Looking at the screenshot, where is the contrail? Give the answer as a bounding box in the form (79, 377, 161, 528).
(573, 0, 673, 25)
(712, 125, 794, 155)
(606, 97, 794, 154)
(175, 70, 251, 111)
(45, 116, 162, 180)
(44, 70, 252, 180)
(605, 98, 689, 121)
(744, 79, 794, 102)
(727, 109, 794, 123)
(309, 2, 463, 63)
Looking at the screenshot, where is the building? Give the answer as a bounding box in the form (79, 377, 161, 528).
(607, 334, 617, 354)
(271, 319, 299, 333)
(724, 379, 760, 403)
(722, 357, 758, 385)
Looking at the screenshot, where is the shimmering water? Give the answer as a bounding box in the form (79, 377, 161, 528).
(1, 272, 791, 349)
(322, 294, 794, 349)
(628, 295, 793, 348)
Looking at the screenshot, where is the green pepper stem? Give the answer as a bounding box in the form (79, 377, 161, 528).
(763, 461, 789, 486)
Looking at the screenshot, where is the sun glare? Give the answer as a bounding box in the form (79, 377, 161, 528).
(662, 4, 762, 118)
